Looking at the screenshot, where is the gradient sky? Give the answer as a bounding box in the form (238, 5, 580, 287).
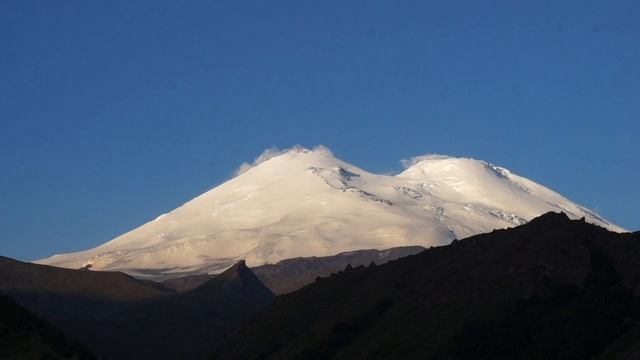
(1, 1, 639, 261)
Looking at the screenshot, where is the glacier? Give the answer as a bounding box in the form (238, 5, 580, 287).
(36, 146, 625, 279)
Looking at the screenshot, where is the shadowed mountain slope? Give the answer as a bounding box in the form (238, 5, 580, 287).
(0, 255, 170, 301)
(0, 293, 95, 360)
(212, 212, 640, 360)
(0, 255, 173, 357)
(163, 246, 425, 294)
(254, 246, 425, 295)
(95, 261, 275, 359)
(0, 258, 274, 359)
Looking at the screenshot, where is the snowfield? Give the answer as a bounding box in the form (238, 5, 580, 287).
(36, 146, 626, 279)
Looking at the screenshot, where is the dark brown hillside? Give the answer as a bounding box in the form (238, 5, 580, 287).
(0, 292, 95, 359)
(212, 212, 640, 360)
(0, 257, 274, 359)
(98, 261, 275, 359)
(0, 255, 171, 302)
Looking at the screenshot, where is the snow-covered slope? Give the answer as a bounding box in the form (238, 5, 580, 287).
(36, 146, 625, 279)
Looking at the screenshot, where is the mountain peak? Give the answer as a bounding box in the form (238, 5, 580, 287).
(223, 260, 250, 276)
(529, 211, 571, 224)
(36, 146, 625, 279)
(233, 145, 343, 177)
(195, 259, 274, 301)
(216, 260, 261, 281)
(284, 144, 314, 154)
(525, 211, 604, 232)
(397, 155, 510, 180)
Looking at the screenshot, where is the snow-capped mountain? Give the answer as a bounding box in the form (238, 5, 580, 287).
(36, 146, 625, 279)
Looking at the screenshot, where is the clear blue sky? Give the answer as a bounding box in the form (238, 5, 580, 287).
(1, 1, 638, 261)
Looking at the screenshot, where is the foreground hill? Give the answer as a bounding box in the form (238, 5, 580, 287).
(212, 212, 640, 360)
(97, 261, 275, 359)
(0, 255, 170, 302)
(163, 246, 425, 294)
(0, 293, 94, 360)
(0, 258, 274, 359)
(37, 146, 623, 280)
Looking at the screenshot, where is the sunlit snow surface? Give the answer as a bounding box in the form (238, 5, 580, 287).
(36, 147, 625, 279)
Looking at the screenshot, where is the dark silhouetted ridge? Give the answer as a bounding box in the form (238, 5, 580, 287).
(100, 260, 275, 359)
(526, 210, 571, 226)
(0, 258, 274, 360)
(212, 212, 640, 360)
(0, 256, 171, 301)
(0, 292, 95, 359)
(162, 246, 425, 295)
(252, 246, 425, 295)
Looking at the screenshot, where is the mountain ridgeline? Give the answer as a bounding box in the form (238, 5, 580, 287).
(212, 213, 640, 360)
(36, 147, 624, 280)
(0, 258, 275, 359)
(2, 212, 639, 359)
(163, 246, 425, 295)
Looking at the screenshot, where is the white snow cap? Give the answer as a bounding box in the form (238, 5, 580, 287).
(399, 154, 453, 169)
(234, 145, 333, 176)
(36, 145, 626, 280)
